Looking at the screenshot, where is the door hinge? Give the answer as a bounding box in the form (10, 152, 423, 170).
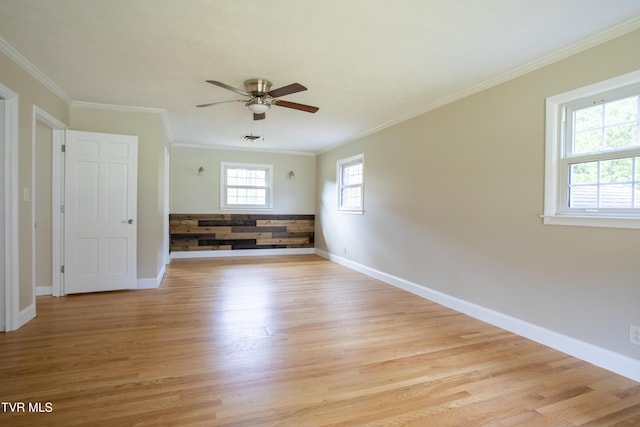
(60, 265, 64, 273)
(60, 204, 65, 213)
(61, 144, 66, 152)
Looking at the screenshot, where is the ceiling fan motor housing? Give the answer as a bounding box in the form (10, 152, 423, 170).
(244, 78, 272, 95)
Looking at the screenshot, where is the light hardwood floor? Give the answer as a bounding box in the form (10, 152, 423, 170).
(1, 255, 639, 426)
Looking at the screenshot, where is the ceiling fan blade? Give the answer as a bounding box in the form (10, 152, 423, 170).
(268, 83, 307, 98)
(206, 80, 250, 96)
(253, 113, 266, 121)
(275, 100, 319, 113)
(196, 99, 245, 108)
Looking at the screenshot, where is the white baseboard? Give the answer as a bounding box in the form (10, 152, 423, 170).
(36, 286, 52, 296)
(17, 303, 36, 329)
(170, 248, 315, 259)
(137, 264, 166, 289)
(315, 249, 640, 383)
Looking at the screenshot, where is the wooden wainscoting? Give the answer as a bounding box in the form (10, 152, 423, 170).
(1, 255, 639, 426)
(170, 213, 314, 252)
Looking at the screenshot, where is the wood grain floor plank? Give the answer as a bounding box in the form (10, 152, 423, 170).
(1, 255, 638, 426)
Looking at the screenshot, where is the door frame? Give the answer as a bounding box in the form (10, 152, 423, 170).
(33, 106, 67, 297)
(1, 82, 19, 331)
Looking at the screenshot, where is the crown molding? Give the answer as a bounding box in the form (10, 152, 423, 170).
(0, 36, 73, 105)
(171, 141, 316, 157)
(71, 100, 165, 114)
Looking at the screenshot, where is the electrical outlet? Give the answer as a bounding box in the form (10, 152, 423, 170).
(630, 325, 640, 346)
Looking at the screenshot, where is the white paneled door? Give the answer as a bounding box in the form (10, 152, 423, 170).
(64, 130, 138, 294)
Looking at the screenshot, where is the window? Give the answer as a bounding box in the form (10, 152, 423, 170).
(220, 162, 273, 210)
(337, 154, 364, 213)
(544, 70, 640, 229)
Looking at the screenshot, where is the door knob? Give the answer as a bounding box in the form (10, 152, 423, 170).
(128, 219, 134, 224)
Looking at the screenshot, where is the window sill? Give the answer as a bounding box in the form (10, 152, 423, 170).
(337, 209, 364, 215)
(541, 214, 640, 230)
(220, 206, 273, 212)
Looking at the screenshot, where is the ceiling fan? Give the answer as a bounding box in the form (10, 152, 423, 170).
(196, 78, 319, 120)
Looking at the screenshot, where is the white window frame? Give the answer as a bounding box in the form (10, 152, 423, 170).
(337, 153, 364, 214)
(220, 162, 273, 210)
(544, 70, 640, 229)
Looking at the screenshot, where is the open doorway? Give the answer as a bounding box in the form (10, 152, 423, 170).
(33, 107, 66, 298)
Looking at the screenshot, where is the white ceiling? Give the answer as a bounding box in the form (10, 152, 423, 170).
(1, 1, 640, 154)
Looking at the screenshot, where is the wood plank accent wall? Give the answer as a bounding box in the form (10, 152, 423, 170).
(170, 214, 315, 252)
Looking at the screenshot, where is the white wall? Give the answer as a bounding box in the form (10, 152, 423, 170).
(316, 28, 640, 361)
(170, 146, 315, 215)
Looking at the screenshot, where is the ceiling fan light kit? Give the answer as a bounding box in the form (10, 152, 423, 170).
(198, 78, 319, 121)
(246, 98, 270, 114)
